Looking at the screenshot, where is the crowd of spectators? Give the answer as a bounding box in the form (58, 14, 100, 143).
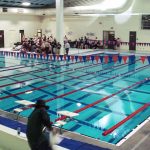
(70, 36, 121, 50)
(16, 34, 120, 54)
(69, 36, 102, 49)
(20, 35, 62, 54)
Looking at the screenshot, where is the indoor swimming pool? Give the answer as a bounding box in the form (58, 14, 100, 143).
(0, 52, 150, 145)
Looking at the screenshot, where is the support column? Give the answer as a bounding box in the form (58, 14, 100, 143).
(56, 0, 64, 55)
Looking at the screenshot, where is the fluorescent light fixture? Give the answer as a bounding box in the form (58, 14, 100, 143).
(74, 0, 127, 11)
(22, 2, 31, 6)
(78, 14, 98, 16)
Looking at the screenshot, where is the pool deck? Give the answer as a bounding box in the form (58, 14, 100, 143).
(0, 109, 150, 150)
(1, 47, 150, 56)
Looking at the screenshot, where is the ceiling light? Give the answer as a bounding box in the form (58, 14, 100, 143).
(73, 0, 127, 11)
(22, 2, 31, 6)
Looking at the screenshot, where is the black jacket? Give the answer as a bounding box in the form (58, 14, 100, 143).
(26, 108, 52, 148)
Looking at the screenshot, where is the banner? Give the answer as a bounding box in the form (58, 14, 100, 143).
(113, 55, 118, 63)
(1, 51, 150, 65)
(140, 56, 146, 64)
(71, 55, 74, 62)
(82, 56, 86, 62)
(118, 56, 122, 63)
(100, 56, 103, 63)
(104, 55, 109, 64)
(122, 56, 128, 64)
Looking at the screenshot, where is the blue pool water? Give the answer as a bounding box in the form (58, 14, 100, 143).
(0, 53, 150, 145)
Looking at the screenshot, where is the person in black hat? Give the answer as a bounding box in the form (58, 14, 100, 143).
(26, 100, 54, 150)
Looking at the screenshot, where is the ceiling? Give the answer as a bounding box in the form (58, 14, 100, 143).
(0, 0, 143, 16)
(0, 0, 104, 8)
(0, 0, 55, 8)
(64, 0, 105, 7)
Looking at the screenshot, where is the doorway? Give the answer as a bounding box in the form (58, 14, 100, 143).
(37, 29, 42, 37)
(19, 30, 24, 43)
(129, 31, 136, 50)
(103, 31, 115, 49)
(0, 30, 4, 48)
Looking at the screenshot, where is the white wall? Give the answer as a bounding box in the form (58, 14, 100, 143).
(41, 14, 150, 51)
(0, 14, 42, 48)
(1, 12, 150, 51)
(41, 17, 56, 38)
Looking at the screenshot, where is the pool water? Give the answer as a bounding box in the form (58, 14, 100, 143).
(0, 53, 150, 144)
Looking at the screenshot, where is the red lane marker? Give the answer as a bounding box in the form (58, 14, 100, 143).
(0, 67, 89, 89)
(0, 65, 79, 87)
(102, 103, 150, 136)
(0, 61, 104, 100)
(0, 55, 89, 78)
(0, 53, 95, 73)
(0, 77, 40, 88)
(22, 64, 149, 113)
(0, 54, 139, 87)
(0, 84, 50, 100)
(0, 61, 80, 80)
(0, 61, 107, 98)
(0, 57, 138, 88)
(0, 61, 101, 88)
(0, 67, 50, 79)
(22, 76, 120, 111)
(0, 56, 101, 80)
(5, 58, 142, 110)
(0, 60, 50, 72)
(55, 78, 147, 122)
(0, 75, 83, 100)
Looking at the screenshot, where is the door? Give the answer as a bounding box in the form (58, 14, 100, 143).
(103, 31, 108, 48)
(129, 31, 136, 50)
(19, 30, 24, 43)
(103, 31, 115, 49)
(0, 30, 4, 48)
(108, 32, 115, 49)
(37, 29, 42, 37)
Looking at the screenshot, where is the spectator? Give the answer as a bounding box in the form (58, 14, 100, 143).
(45, 39, 51, 54)
(56, 42, 61, 55)
(116, 38, 121, 49)
(64, 41, 70, 55)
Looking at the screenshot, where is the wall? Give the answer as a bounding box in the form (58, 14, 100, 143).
(0, 14, 42, 48)
(41, 17, 56, 38)
(1, 12, 150, 51)
(41, 15, 150, 51)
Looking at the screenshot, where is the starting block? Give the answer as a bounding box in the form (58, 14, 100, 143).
(13, 108, 24, 120)
(57, 110, 79, 118)
(54, 120, 67, 127)
(15, 100, 35, 106)
(13, 108, 23, 113)
(13, 100, 35, 120)
(55, 111, 79, 134)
